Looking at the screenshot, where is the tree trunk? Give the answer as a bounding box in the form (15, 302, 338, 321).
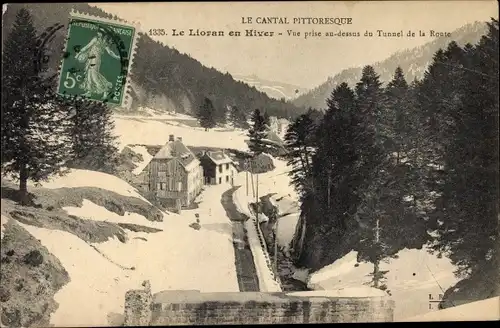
(373, 260, 380, 288)
(19, 164, 29, 205)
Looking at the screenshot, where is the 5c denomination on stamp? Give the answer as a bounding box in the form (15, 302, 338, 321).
(57, 11, 138, 108)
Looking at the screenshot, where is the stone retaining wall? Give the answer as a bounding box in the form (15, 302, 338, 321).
(123, 284, 394, 326)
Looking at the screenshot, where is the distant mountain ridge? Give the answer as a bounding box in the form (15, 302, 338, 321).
(232, 74, 309, 101)
(293, 22, 488, 110)
(2, 3, 305, 119)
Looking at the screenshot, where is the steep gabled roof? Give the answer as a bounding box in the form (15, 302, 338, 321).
(205, 150, 234, 166)
(265, 130, 284, 145)
(154, 139, 199, 169)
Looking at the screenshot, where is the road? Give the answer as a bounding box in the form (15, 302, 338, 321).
(220, 186, 260, 292)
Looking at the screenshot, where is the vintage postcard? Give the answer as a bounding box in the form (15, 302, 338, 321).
(1, 1, 498, 326)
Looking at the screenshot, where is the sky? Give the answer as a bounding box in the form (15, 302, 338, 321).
(95, 1, 498, 89)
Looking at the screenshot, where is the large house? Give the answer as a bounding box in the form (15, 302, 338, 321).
(199, 150, 238, 185)
(277, 118, 290, 137)
(269, 116, 279, 134)
(267, 116, 290, 139)
(143, 135, 203, 210)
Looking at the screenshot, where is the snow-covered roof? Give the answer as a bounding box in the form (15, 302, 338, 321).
(265, 130, 284, 145)
(205, 150, 234, 166)
(152, 138, 200, 171)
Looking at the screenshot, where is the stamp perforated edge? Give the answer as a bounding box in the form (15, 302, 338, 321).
(55, 9, 142, 109)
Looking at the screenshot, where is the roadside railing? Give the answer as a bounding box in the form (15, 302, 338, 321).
(248, 204, 283, 290)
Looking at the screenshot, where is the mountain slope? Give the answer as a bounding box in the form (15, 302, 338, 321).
(293, 22, 488, 110)
(232, 74, 309, 101)
(2, 3, 305, 119)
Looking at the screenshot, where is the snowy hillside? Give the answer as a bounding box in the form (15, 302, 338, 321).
(5, 169, 240, 326)
(1, 105, 469, 326)
(308, 249, 460, 321)
(232, 74, 309, 100)
(404, 296, 499, 322)
(113, 112, 249, 151)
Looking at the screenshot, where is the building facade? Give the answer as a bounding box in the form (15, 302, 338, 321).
(143, 135, 203, 210)
(277, 118, 290, 137)
(199, 150, 237, 185)
(269, 116, 279, 134)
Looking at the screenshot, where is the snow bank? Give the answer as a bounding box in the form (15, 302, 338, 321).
(244, 217, 282, 292)
(258, 212, 269, 223)
(113, 116, 248, 151)
(63, 199, 162, 229)
(271, 194, 300, 215)
(19, 223, 132, 327)
(403, 296, 499, 322)
(1, 214, 9, 239)
(308, 248, 460, 321)
(32, 169, 148, 203)
(18, 183, 239, 327)
(129, 145, 153, 175)
(287, 287, 387, 298)
(276, 213, 300, 251)
(233, 176, 282, 292)
(115, 107, 198, 121)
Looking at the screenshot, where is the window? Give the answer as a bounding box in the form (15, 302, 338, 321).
(226, 163, 229, 170)
(218, 165, 222, 173)
(219, 177, 222, 184)
(158, 162, 167, 172)
(226, 175, 229, 182)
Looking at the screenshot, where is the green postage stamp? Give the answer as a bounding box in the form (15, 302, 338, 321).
(57, 11, 138, 107)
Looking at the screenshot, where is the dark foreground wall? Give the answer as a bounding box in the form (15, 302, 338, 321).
(123, 284, 395, 326)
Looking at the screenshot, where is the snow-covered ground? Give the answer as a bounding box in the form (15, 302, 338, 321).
(308, 249, 460, 321)
(113, 114, 248, 151)
(114, 107, 198, 121)
(4, 107, 467, 325)
(31, 169, 148, 203)
(276, 213, 300, 252)
(403, 296, 499, 322)
(1, 214, 9, 239)
(232, 153, 462, 322)
(17, 172, 239, 327)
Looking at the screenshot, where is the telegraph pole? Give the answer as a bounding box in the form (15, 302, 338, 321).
(245, 159, 249, 196)
(274, 213, 279, 275)
(256, 172, 259, 222)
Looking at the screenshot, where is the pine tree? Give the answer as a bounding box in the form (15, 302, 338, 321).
(283, 110, 317, 198)
(430, 19, 499, 281)
(385, 67, 409, 164)
(247, 109, 267, 155)
(229, 105, 249, 129)
(1, 8, 72, 203)
(196, 97, 216, 131)
(263, 111, 271, 128)
(351, 66, 392, 289)
(67, 98, 119, 174)
(311, 83, 359, 231)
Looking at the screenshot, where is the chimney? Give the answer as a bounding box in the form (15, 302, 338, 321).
(169, 135, 174, 142)
(177, 137, 182, 142)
